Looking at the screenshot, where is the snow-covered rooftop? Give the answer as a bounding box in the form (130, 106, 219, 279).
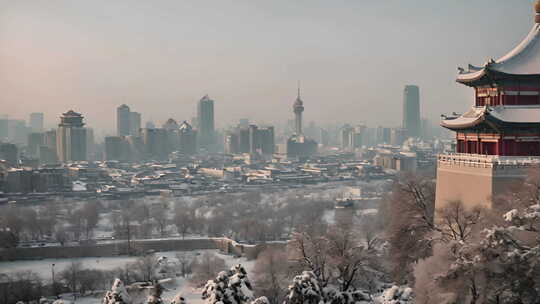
(441, 105, 540, 129)
(489, 105, 540, 123)
(457, 22, 540, 82)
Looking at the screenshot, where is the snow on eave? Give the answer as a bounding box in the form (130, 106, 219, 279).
(456, 68, 487, 83)
(440, 107, 487, 129)
(495, 23, 540, 66)
(487, 105, 540, 124)
(457, 23, 540, 80)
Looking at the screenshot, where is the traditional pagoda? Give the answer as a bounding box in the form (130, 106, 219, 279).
(436, 2, 540, 208)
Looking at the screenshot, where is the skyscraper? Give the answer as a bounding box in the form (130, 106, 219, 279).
(0, 118, 8, 141)
(141, 128, 167, 160)
(29, 113, 44, 132)
(117, 104, 131, 136)
(0, 143, 18, 166)
(179, 121, 197, 155)
(197, 95, 215, 151)
(40, 129, 58, 164)
(56, 110, 87, 162)
(27, 132, 44, 158)
(8, 120, 29, 146)
(402, 85, 421, 138)
(130, 111, 141, 136)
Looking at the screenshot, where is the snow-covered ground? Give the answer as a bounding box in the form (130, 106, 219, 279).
(0, 249, 255, 304)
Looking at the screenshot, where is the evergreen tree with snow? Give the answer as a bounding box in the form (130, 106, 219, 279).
(284, 271, 374, 304)
(202, 264, 257, 304)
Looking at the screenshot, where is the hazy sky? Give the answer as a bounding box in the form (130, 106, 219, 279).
(0, 0, 536, 135)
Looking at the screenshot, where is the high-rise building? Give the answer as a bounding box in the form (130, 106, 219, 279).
(403, 85, 421, 138)
(436, 3, 540, 208)
(117, 104, 131, 136)
(86, 128, 96, 161)
(8, 120, 29, 146)
(29, 113, 44, 132)
(224, 124, 274, 156)
(258, 126, 275, 155)
(390, 128, 407, 146)
(130, 112, 141, 136)
(40, 129, 58, 164)
(197, 95, 215, 150)
(340, 125, 353, 149)
(163, 118, 181, 154)
(225, 133, 239, 154)
(319, 128, 329, 146)
(0, 143, 18, 166)
(56, 110, 87, 162)
(340, 125, 366, 150)
(27, 132, 44, 158)
(141, 128, 167, 160)
(376, 126, 391, 145)
(105, 136, 131, 161)
(179, 121, 197, 155)
(0, 118, 8, 141)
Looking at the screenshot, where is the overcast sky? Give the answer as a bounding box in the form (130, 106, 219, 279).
(0, 0, 536, 134)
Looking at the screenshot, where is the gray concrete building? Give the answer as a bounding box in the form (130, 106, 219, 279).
(29, 112, 44, 132)
(402, 85, 421, 138)
(0, 143, 18, 166)
(117, 104, 131, 136)
(130, 111, 141, 136)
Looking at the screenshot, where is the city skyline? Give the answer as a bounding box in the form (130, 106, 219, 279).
(1, 1, 536, 133)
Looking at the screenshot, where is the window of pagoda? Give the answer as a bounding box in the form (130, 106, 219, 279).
(500, 87, 540, 105)
(456, 132, 502, 155)
(475, 87, 540, 106)
(475, 88, 500, 106)
(501, 138, 540, 156)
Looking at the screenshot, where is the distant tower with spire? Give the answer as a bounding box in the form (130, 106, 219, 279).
(286, 82, 317, 159)
(293, 82, 305, 135)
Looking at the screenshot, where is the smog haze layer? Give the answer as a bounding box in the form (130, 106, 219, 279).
(0, 0, 535, 133)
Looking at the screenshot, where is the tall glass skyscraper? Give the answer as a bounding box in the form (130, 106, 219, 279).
(402, 85, 421, 138)
(197, 95, 215, 150)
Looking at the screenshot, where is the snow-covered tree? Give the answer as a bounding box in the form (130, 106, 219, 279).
(170, 293, 187, 304)
(202, 264, 260, 304)
(374, 285, 413, 304)
(102, 279, 132, 304)
(415, 200, 540, 303)
(284, 271, 373, 304)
